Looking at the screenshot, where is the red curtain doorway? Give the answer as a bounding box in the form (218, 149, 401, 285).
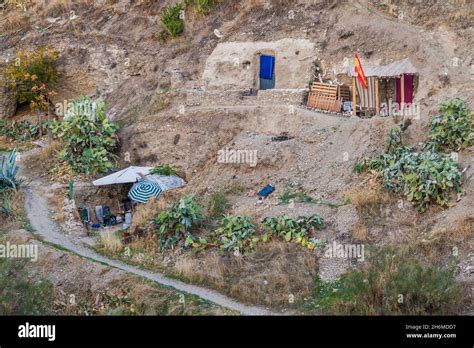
(395, 74, 414, 105)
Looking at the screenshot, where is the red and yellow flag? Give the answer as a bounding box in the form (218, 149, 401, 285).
(354, 53, 368, 89)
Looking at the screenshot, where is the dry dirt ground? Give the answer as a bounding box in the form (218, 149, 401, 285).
(3, 227, 234, 315)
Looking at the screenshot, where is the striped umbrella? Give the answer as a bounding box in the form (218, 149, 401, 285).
(128, 179, 162, 203)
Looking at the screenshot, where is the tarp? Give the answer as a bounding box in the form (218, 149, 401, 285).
(348, 58, 418, 78)
(355, 76, 377, 109)
(92, 166, 153, 186)
(146, 174, 186, 191)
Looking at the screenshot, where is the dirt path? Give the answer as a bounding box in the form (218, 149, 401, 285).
(21, 183, 273, 315)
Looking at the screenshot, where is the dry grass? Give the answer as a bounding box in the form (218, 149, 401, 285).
(100, 230, 123, 254)
(344, 178, 385, 215)
(351, 223, 369, 241)
(173, 241, 317, 307)
(128, 232, 159, 255)
(130, 197, 166, 230)
(33, 0, 93, 17)
(1, 189, 25, 224)
(402, 215, 474, 264)
(0, 10, 30, 32)
(37, 141, 62, 163)
(174, 253, 227, 289)
(48, 189, 67, 223)
(48, 162, 75, 183)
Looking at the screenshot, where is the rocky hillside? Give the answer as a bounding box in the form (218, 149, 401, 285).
(1, 0, 473, 314)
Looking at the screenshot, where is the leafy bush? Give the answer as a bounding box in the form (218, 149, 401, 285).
(186, 215, 257, 254)
(2, 46, 58, 110)
(211, 215, 257, 255)
(385, 123, 403, 151)
(356, 116, 463, 211)
(262, 214, 325, 249)
(160, 4, 184, 38)
(308, 248, 465, 315)
(426, 98, 473, 151)
(0, 119, 49, 143)
(154, 195, 203, 251)
(150, 164, 178, 176)
(207, 191, 231, 218)
(51, 97, 119, 175)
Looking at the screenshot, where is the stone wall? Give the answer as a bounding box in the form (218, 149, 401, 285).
(202, 39, 317, 90)
(184, 88, 307, 107)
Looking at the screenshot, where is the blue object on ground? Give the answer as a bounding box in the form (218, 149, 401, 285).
(258, 184, 275, 198)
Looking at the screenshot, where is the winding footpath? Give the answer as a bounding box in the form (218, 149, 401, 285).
(21, 184, 272, 315)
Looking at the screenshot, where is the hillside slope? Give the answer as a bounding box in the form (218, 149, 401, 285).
(0, 0, 473, 313)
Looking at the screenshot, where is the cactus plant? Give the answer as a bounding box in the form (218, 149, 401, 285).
(0, 149, 21, 191)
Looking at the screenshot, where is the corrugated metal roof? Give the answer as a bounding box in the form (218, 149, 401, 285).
(348, 58, 418, 78)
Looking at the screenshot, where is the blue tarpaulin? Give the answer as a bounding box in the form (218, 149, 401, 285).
(259, 55, 274, 79)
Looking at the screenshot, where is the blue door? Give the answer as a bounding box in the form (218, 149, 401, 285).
(259, 55, 275, 90)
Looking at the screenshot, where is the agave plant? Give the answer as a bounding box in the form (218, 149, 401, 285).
(0, 149, 21, 191)
(0, 149, 22, 216)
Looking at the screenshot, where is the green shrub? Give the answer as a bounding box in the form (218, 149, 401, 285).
(426, 98, 473, 151)
(51, 97, 119, 175)
(154, 195, 203, 251)
(211, 215, 257, 255)
(185, 0, 218, 14)
(160, 4, 184, 38)
(0, 119, 49, 143)
(356, 116, 464, 211)
(2, 46, 58, 110)
(207, 191, 231, 218)
(186, 214, 258, 254)
(262, 214, 325, 249)
(150, 164, 178, 176)
(308, 248, 465, 315)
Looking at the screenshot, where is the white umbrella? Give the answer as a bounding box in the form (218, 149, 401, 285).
(92, 166, 154, 186)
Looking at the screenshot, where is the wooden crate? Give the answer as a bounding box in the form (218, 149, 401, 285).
(307, 82, 345, 112)
(307, 93, 341, 112)
(338, 85, 351, 101)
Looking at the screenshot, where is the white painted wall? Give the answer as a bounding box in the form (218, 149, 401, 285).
(202, 39, 317, 90)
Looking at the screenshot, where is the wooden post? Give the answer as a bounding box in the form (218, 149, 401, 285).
(400, 73, 405, 115)
(352, 77, 356, 116)
(375, 78, 379, 115)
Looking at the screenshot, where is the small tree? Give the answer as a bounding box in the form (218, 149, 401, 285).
(2, 46, 59, 138)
